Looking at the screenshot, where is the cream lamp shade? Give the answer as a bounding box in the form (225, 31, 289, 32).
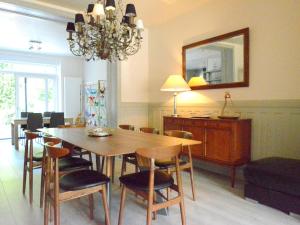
(188, 76, 207, 87)
(160, 75, 191, 92)
(160, 75, 191, 117)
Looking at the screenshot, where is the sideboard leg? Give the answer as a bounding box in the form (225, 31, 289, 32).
(230, 166, 236, 188)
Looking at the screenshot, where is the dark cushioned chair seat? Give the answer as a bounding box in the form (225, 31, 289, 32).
(60, 170, 109, 191)
(59, 157, 92, 171)
(155, 159, 186, 169)
(119, 170, 174, 191)
(244, 157, 300, 197)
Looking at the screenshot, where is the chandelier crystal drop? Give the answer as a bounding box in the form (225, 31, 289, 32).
(66, 0, 144, 61)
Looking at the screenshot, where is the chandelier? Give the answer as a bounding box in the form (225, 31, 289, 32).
(66, 0, 144, 61)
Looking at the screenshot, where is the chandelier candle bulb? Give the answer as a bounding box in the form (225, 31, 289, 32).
(136, 19, 144, 30)
(93, 3, 105, 16)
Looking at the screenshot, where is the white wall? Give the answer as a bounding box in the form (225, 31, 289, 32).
(148, 0, 300, 103)
(117, 29, 149, 128)
(83, 60, 107, 83)
(120, 29, 149, 103)
(0, 50, 84, 112)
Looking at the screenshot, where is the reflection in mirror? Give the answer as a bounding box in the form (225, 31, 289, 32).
(183, 28, 249, 90)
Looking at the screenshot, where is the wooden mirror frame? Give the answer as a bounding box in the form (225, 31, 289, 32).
(182, 28, 249, 90)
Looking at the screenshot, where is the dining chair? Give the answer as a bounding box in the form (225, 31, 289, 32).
(58, 124, 94, 170)
(27, 113, 43, 132)
(43, 111, 53, 117)
(156, 130, 196, 201)
(118, 144, 186, 225)
(27, 113, 44, 142)
(22, 131, 44, 204)
(140, 127, 160, 135)
(20, 112, 32, 144)
(49, 112, 65, 128)
(40, 135, 94, 208)
(119, 125, 138, 179)
(43, 112, 54, 128)
(44, 142, 111, 225)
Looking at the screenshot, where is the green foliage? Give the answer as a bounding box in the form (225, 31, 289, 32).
(0, 73, 15, 125)
(0, 63, 8, 70)
(0, 74, 15, 109)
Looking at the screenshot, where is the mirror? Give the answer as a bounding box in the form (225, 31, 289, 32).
(183, 28, 249, 90)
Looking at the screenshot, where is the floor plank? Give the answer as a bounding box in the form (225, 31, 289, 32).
(0, 140, 299, 225)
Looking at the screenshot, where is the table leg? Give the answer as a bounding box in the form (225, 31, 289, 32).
(11, 123, 14, 145)
(14, 124, 19, 150)
(105, 156, 112, 216)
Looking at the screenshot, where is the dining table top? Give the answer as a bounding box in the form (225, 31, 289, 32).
(38, 127, 202, 157)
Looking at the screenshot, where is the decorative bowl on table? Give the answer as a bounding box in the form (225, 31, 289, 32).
(87, 127, 112, 137)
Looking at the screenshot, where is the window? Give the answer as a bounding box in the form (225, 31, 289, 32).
(0, 61, 59, 139)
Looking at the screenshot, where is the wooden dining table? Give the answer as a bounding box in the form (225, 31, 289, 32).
(38, 127, 201, 216)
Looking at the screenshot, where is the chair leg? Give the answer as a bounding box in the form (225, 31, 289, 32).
(166, 168, 171, 200)
(44, 195, 50, 225)
(88, 194, 94, 220)
(29, 142, 33, 205)
(22, 142, 28, 195)
(118, 186, 127, 225)
(179, 199, 186, 225)
(40, 156, 45, 208)
(101, 187, 111, 225)
(146, 203, 153, 225)
(54, 199, 60, 225)
(189, 169, 196, 201)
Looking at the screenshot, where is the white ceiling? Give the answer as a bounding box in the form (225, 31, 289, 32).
(7, 0, 212, 26)
(0, 0, 211, 56)
(0, 9, 70, 55)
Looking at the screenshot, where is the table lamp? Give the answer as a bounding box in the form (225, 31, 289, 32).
(188, 76, 207, 87)
(160, 74, 191, 117)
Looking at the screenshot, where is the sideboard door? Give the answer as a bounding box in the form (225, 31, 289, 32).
(182, 125, 205, 158)
(205, 127, 232, 163)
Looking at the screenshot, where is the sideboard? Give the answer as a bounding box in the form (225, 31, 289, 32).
(163, 116, 252, 187)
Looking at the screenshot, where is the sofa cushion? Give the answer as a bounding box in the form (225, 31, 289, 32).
(244, 157, 300, 197)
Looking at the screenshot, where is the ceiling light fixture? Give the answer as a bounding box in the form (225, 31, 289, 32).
(66, 0, 144, 61)
(29, 40, 42, 51)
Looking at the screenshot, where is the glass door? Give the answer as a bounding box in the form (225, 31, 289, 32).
(16, 75, 57, 115)
(0, 72, 16, 139)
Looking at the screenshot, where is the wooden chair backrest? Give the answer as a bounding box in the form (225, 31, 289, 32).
(164, 130, 193, 139)
(140, 127, 159, 135)
(136, 144, 182, 170)
(119, 125, 135, 131)
(25, 131, 38, 140)
(44, 142, 70, 159)
(43, 136, 61, 146)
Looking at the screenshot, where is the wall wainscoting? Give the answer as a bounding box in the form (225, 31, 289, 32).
(149, 100, 300, 161)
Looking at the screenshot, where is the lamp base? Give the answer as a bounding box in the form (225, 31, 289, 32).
(171, 114, 180, 117)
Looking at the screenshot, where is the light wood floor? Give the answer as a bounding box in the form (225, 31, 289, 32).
(0, 140, 299, 225)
